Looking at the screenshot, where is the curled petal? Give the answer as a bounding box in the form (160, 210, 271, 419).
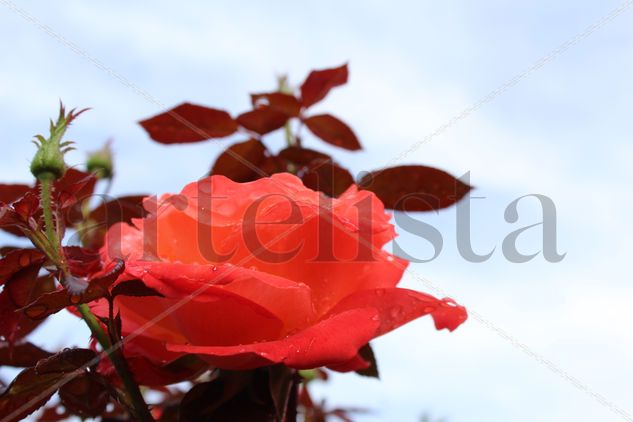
(166, 308, 379, 370)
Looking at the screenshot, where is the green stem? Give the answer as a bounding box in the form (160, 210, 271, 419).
(283, 121, 294, 147)
(38, 176, 153, 421)
(77, 304, 153, 422)
(77, 303, 111, 353)
(39, 176, 62, 265)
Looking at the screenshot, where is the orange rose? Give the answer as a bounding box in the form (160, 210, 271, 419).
(97, 174, 466, 372)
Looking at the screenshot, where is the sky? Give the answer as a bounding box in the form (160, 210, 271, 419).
(1, 1, 633, 421)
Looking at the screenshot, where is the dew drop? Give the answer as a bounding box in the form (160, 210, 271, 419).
(69, 294, 82, 305)
(389, 306, 404, 319)
(423, 306, 435, 313)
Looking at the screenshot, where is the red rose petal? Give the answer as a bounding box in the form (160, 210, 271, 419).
(124, 261, 315, 334)
(166, 308, 379, 370)
(327, 288, 468, 334)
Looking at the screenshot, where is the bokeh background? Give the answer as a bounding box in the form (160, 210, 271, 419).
(1, 1, 632, 421)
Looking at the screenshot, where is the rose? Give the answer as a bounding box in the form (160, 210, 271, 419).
(96, 173, 466, 372)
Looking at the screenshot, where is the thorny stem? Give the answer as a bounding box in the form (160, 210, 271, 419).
(39, 176, 63, 265)
(38, 175, 153, 421)
(78, 304, 153, 422)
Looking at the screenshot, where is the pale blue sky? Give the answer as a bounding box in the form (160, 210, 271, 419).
(1, 1, 632, 421)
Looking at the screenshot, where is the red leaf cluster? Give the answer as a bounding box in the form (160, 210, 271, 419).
(140, 64, 470, 208)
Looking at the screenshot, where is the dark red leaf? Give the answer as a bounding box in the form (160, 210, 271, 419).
(251, 92, 301, 117)
(300, 64, 348, 108)
(0, 184, 30, 205)
(355, 343, 379, 378)
(111, 279, 164, 298)
(0, 170, 96, 237)
(90, 195, 147, 227)
(303, 114, 361, 151)
(5, 269, 51, 312)
(259, 155, 287, 176)
(125, 354, 208, 387)
(0, 249, 45, 286)
(358, 166, 472, 211)
(267, 365, 298, 422)
(301, 159, 354, 197)
(278, 146, 331, 166)
(63, 247, 102, 278)
(10, 190, 40, 225)
(178, 367, 298, 422)
(22, 259, 125, 320)
(236, 108, 289, 135)
(0, 342, 53, 367)
(53, 168, 97, 210)
(139, 103, 238, 144)
(180, 369, 279, 422)
(179, 371, 251, 421)
(0, 269, 54, 345)
(210, 139, 269, 182)
(0, 184, 31, 237)
(83, 195, 147, 249)
(35, 348, 96, 374)
(0, 247, 19, 257)
(0, 367, 62, 421)
(0, 348, 95, 421)
(58, 373, 109, 418)
(53, 169, 97, 226)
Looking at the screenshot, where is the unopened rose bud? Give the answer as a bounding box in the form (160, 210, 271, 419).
(30, 138, 67, 181)
(30, 104, 87, 181)
(86, 141, 114, 179)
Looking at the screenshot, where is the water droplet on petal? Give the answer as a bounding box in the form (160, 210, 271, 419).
(69, 294, 82, 304)
(389, 306, 404, 319)
(423, 306, 435, 313)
